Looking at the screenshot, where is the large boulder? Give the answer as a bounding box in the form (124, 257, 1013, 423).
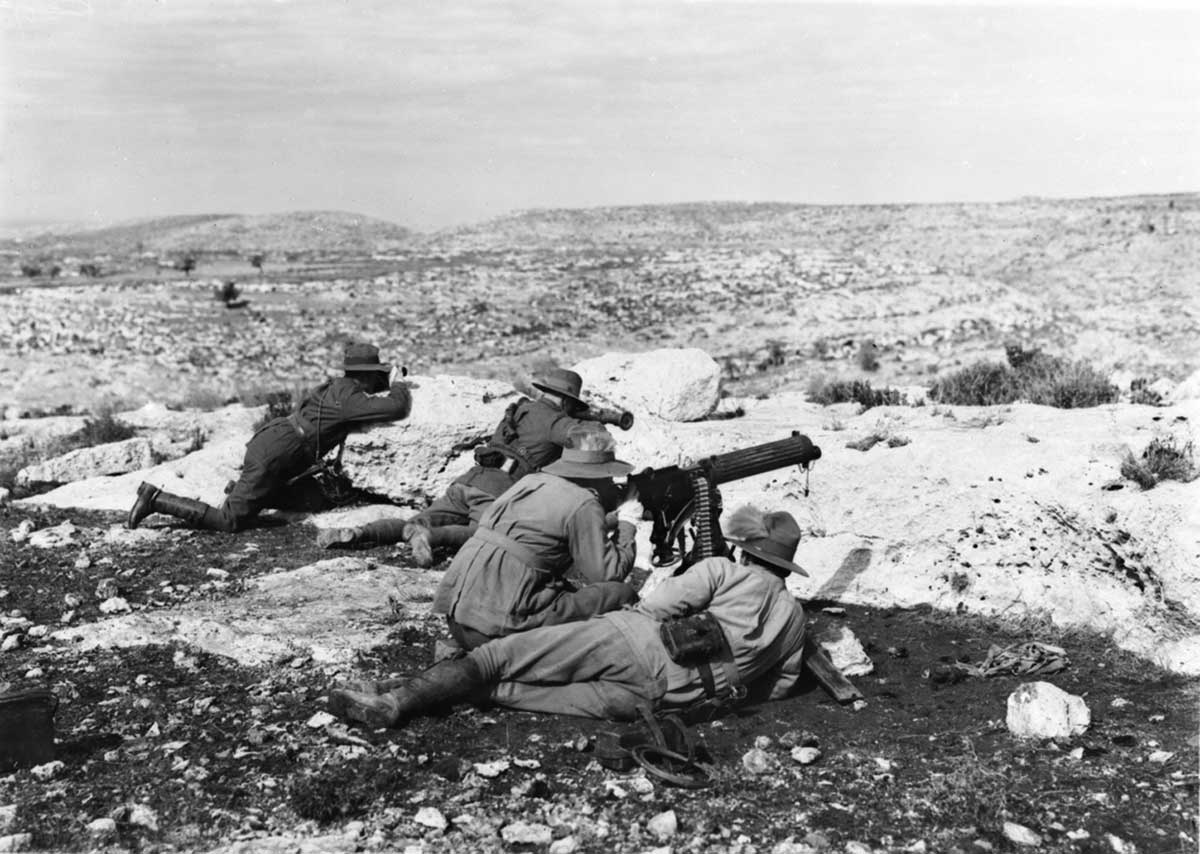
(573, 348, 721, 422)
(1006, 681, 1091, 739)
(340, 374, 512, 503)
(16, 438, 156, 489)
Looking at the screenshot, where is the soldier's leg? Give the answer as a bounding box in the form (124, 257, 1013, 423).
(533, 581, 638, 628)
(128, 482, 237, 532)
(468, 618, 659, 720)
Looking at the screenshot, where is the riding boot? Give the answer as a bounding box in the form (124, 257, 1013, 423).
(405, 523, 434, 568)
(134, 485, 234, 532)
(328, 658, 486, 728)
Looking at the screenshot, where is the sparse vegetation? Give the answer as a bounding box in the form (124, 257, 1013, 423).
(1120, 436, 1197, 489)
(240, 385, 299, 429)
(1129, 377, 1164, 406)
(807, 376, 903, 409)
(62, 411, 138, 450)
(929, 344, 1117, 408)
(178, 254, 197, 277)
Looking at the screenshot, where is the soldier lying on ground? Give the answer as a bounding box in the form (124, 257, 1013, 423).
(315, 367, 595, 566)
(127, 341, 412, 532)
(328, 505, 808, 726)
(432, 427, 644, 650)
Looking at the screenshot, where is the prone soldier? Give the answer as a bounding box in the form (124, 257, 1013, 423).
(127, 341, 412, 532)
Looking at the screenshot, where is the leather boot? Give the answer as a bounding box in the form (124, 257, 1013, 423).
(149, 490, 233, 532)
(328, 658, 486, 728)
(128, 482, 160, 529)
(317, 527, 360, 549)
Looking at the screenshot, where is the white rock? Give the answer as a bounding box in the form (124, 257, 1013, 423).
(0, 833, 32, 852)
(791, 746, 822, 765)
(0, 635, 19, 653)
(754, 735, 773, 750)
(1006, 682, 1091, 739)
(573, 348, 721, 421)
(305, 711, 336, 729)
(412, 806, 447, 831)
(87, 817, 118, 840)
(843, 843, 873, 854)
(472, 758, 510, 778)
(742, 747, 774, 775)
(647, 810, 677, 840)
(772, 841, 821, 854)
(1173, 368, 1200, 402)
(28, 760, 64, 781)
(8, 520, 34, 544)
(0, 806, 15, 834)
(500, 821, 552, 845)
(1105, 833, 1134, 853)
(627, 774, 654, 795)
(16, 437, 156, 488)
(23, 668, 42, 680)
(1002, 822, 1042, 846)
(548, 836, 579, 854)
(818, 625, 875, 677)
(0, 488, 10, 506)
(128, 803, 158, 831)
(98, 596, 130, 615)
(26, 522, 77, 549)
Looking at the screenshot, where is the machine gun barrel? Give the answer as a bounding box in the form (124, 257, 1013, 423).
(704, 432, 820, 484)
(580, 405, 635, 431)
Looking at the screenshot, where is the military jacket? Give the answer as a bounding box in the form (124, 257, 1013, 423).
(488, 397, 589, 478)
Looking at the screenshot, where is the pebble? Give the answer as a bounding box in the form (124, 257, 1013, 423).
(29, 761, 64, 781)
(206, 567, 229, 580)
(9, 521, 35, 544)
(647, 810, 678, 840)
(305, 711, 336, 729)
(23, 668, 43, 680)
(87, 818, 118, 840)
(628, 774, 654, 795)
(413, 806, 447, 831)
(95, 578, 120, 600)
(0, 806, 15, 834)
(73, 554, 92, 570)
(63, 593, 82, 609)
(754, 735, 773, 750)
(128, 803, 158, 831)
(844, 843, 873, 854)
(1002, 821, 1042, 846)
(742, 747, 774, 774)
(25, 626, 47, 639)
(500, 821, 552, 846)
(792, 746, 822, 765)
(473, 759, 510, 778)
(1106, 834, 1133, 853)
(0, 635, 20, 653)
(98, 596, 130, 614)
(548, 836, 579, 854)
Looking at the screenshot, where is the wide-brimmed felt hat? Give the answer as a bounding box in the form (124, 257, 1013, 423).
(723, 506, 808, 577)
(542, 447, 633, 480)
(530, 368, 588, 410)
(333, 341, 392, 373)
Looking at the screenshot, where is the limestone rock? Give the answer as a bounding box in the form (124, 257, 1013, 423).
(87, 818, 118, 841)
(0, 833, 32, 852)
(500, 821, 552, 845)
(817, 625, 874, 677)
(647, 810, 677, 840)
(742, 747, 775, 775)
(573, 348, 721, 422)
(413, 806, 447, 831)
(0, 805, 16, 834)
(1002, 821, 1042, 846)
(26, 522, 77, 549)
(1172, 368, 1200, 402)
(1006, 681, 1090, 739)
(16, 437, 155, 488)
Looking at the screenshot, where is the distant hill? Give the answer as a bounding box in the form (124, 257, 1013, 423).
(1, 211, 414, 258)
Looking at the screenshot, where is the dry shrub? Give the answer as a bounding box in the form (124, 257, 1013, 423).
(808, 376, 903, 410)
(59, 412, 137, 451)
(1121, 436, 1197, 490)
(929, 344, 1116, 409)
(903, 738, 1009, 827)
(175, 386, 230, 412)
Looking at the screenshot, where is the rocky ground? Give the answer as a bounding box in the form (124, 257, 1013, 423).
(0, 196, 1197, 853)
(0, 505, 1196, 854)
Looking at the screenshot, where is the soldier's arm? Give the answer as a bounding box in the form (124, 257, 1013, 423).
(634, 558, 725, 620)
(337, 381, 412, 423)
(565, 500, 636, 583)
(750, 640, 806, 701)
(547, 412, 589, 448)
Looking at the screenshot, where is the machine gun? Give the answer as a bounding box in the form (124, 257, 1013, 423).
(512, 375, 635, 430)
(630, 432, 821, 568)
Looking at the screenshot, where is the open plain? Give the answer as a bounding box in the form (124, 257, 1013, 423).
(0, 196, 1197, 854)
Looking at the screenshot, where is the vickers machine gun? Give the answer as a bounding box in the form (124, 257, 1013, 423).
(630, 432, 821, 568)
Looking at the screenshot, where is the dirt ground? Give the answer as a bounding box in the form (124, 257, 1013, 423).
(1, 504, 1196, 853)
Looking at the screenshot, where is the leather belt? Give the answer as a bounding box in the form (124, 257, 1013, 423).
(472, 526, 559, 574)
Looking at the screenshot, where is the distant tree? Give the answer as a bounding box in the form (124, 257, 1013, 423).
(47, 264, 62, 279)
(249, 253, 265, 280)
(178, 255, 197, 277)
(78, 262, 102, 278)
(19, 263, 42, 278)
(216, 280, 240, 304)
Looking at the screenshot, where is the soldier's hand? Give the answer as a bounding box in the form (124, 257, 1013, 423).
(616, 496, 644, 527)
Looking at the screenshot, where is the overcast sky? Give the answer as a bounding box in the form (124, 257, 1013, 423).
(1, 0, 1197, 230)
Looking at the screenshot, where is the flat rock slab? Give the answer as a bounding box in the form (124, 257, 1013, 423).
(52, 558, 437, 666)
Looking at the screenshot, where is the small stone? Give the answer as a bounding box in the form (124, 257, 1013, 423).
(98, 596, 130, 614)
(603, 780, 628, 799)
(413, 806, 447, 831)
(9, 521, 35, 544)
(473, 759, 510, 778)
(1148, 750, 1174, 763)
(63, 593, 82, 609)
(1106, 833, 1133, 853)
(1110, 697, 1130, 708)
(792, 746, 822, 765)
(772, 840, 820, 854)
(0, 635, 20, 653)
(1006, 682, 1090, 739)
(87, 818, 118, 840)
(0, 833, 33, 852)
(548, 836, 579, 854)
(844, 843, 873, 854)
(25, 626, 46, 639)
(500, 821, 552, 846)
(628, 774, 654, 795)
(647, 810, 678, 840)
(1066, 829, 1090, 841)
(754, 735, 773, 750)
(23, 668, 42, 680)
(0, 806, 16, 834)
(205, 567, 229, 580)
(306, 711, 336, 729)
(29, 760, 64, 781)
(95, 578, 120, 600)
(1002, 821, 1042, 846)
(742, 747, 774, 775)
(128, 804, 158, 831)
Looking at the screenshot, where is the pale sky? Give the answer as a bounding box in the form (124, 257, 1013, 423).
(1, 0, 1197, 230)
